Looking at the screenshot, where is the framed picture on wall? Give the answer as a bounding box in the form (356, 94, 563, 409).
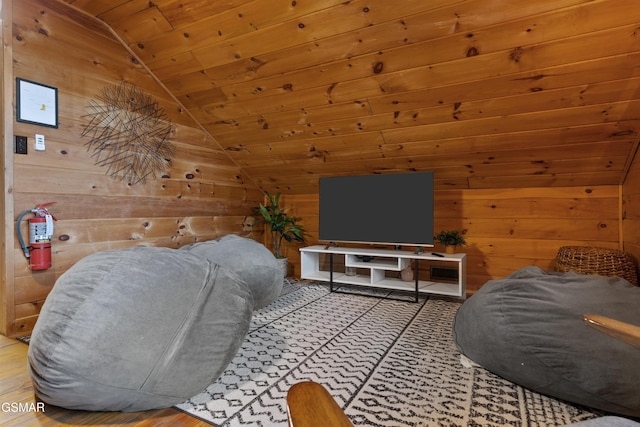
(16, 78, 58, 128)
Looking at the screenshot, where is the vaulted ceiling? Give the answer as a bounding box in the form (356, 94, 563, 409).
(63, 0, 640, 193)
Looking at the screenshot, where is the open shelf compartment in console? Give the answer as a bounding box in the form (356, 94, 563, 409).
(345, 254, 410, 271)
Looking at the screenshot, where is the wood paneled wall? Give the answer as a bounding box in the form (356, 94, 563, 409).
(623, 144, 640, 261)
(0, 1, 9, 342)
(1, 0, 635, 338)
(1, 0, 263, 337)
(283, 185, 621, 293)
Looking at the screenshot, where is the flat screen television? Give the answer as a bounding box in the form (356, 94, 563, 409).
(319, 172, 434, 247)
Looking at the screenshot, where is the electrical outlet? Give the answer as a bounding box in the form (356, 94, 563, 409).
(14, 135, 27, 154)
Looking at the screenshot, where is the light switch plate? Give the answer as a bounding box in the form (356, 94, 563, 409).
(35, 134, 45, 151)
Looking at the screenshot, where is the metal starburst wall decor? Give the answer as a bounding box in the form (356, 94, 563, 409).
(82, 81, 175, 184)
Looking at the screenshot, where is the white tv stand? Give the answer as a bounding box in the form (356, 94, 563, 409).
(299, 245, 466, 301)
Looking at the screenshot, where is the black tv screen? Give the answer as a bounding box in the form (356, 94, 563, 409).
(319, 172, 434, 247)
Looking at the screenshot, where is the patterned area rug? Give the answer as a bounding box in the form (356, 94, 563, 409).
(16, 335, 30, 344)
(176, 279, 601, 426)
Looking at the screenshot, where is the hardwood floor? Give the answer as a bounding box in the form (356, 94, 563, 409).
(0, 335, 212, 426)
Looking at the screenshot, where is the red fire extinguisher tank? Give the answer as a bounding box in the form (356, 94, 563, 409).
(17, 203, 56, 271)
(28, 216, 52, 270)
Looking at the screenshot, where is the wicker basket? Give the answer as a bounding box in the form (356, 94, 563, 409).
(554, 246, 638, 286)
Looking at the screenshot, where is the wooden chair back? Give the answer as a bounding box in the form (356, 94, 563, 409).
(286, 381, 354, 427)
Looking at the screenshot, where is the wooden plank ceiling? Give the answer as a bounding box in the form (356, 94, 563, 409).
(62, 0, 640, 193)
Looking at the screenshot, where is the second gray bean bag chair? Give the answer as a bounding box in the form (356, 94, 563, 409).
(453, 266, 640, 418)
(28, 235, 282, 412)
(180, 234, 282, 309)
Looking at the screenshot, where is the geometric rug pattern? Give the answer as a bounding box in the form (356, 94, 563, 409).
(175, 280, 602, 426)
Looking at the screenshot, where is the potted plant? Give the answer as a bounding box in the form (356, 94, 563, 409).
(435, 230, 466, 254)
(256, 192, 308, 276)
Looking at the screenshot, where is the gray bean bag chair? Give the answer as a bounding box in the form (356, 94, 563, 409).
(453, 266, 640, 418)
(28, 235, 282, 412)
(179, 234, 282, 309)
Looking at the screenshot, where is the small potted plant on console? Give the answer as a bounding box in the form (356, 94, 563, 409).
(256, 192, 308, 277)
(435, 230, 466, 254)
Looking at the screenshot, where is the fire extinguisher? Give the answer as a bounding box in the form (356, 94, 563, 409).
(17, 202, 57, 270)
